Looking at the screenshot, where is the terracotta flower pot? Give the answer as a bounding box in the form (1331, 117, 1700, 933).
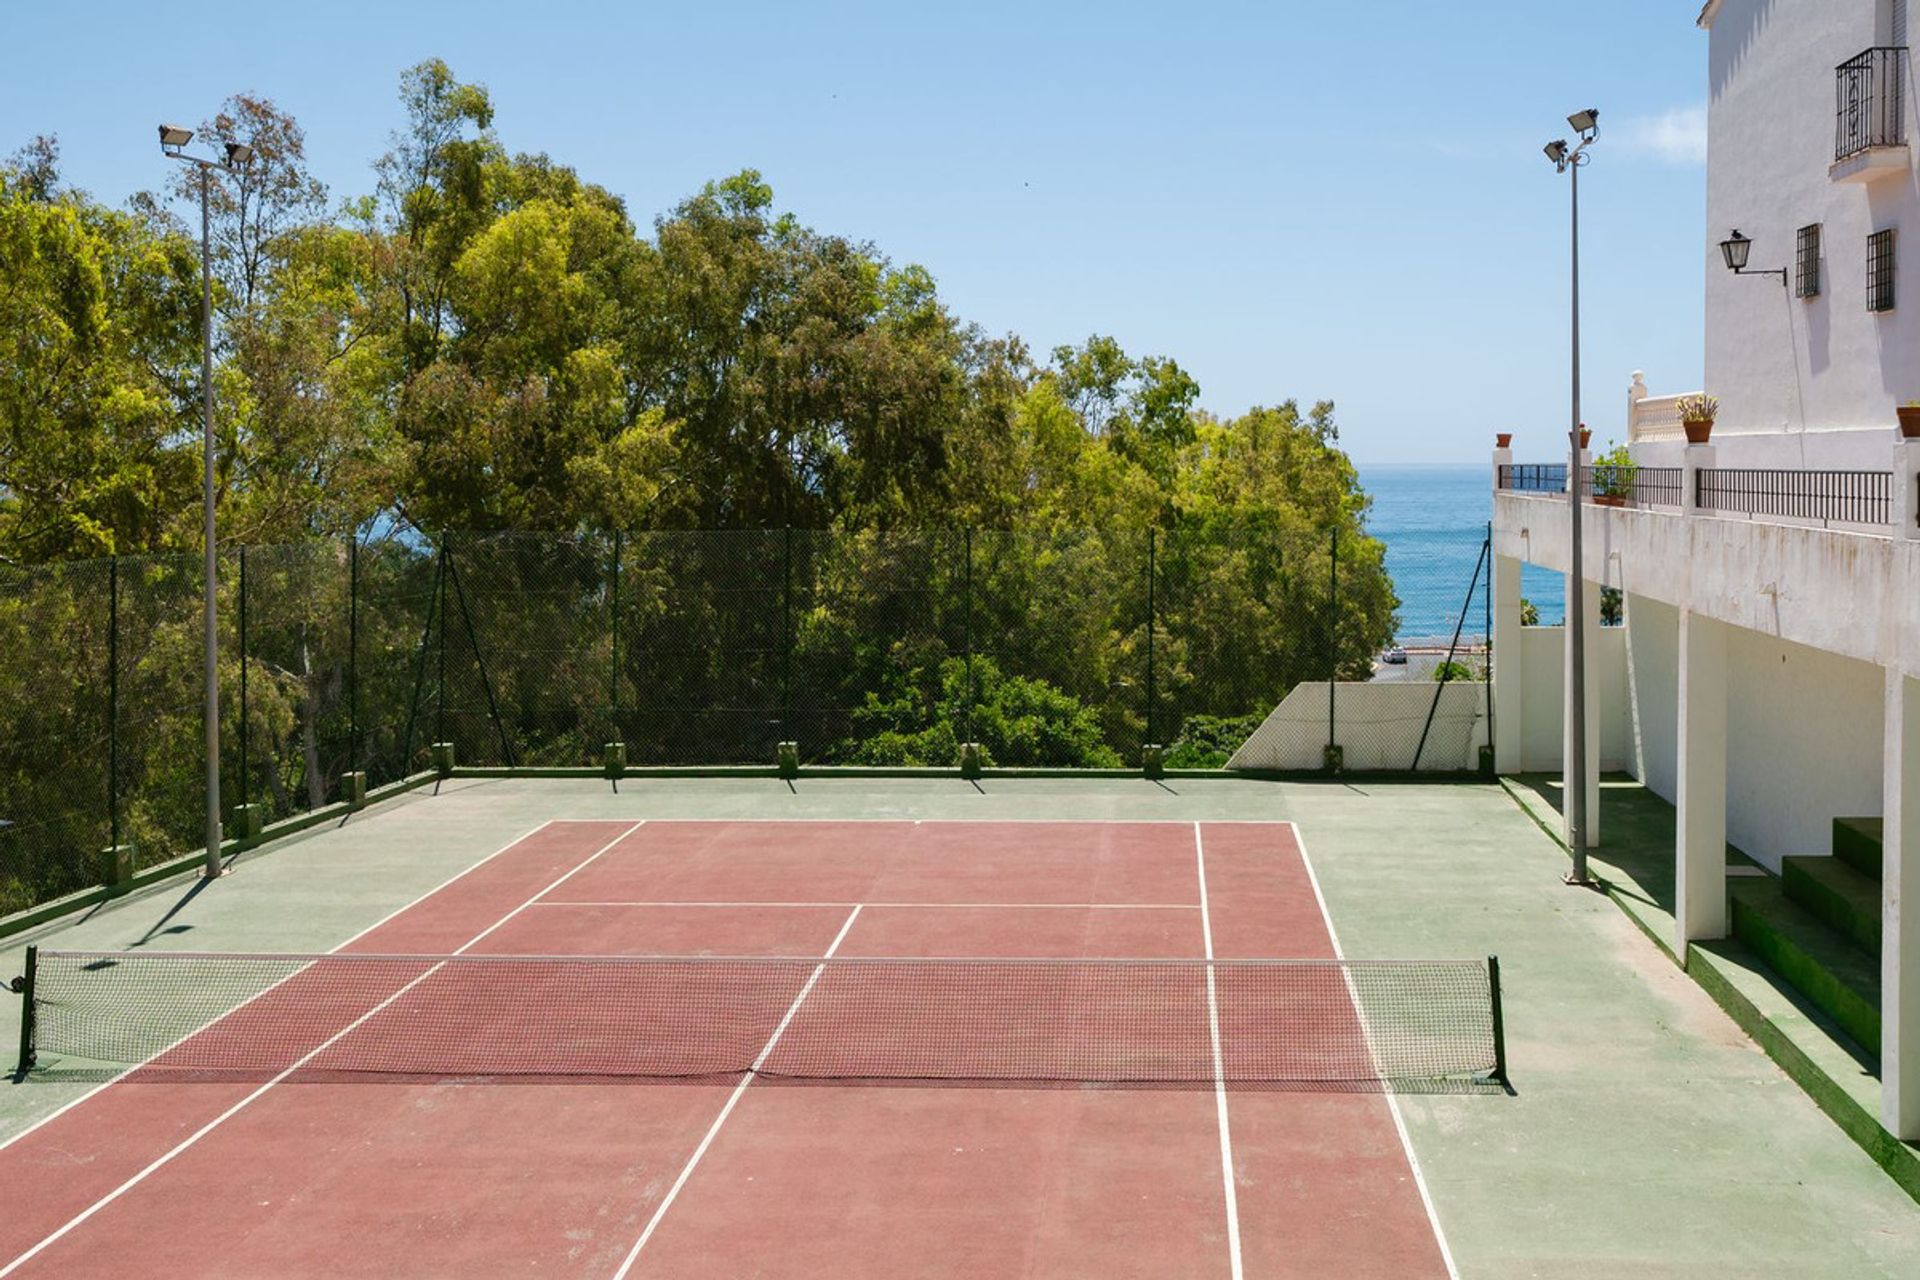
(1683, 418, 1714, 444)
(1592, 494, 1626, 508)
(1578, 428, 1592, 449)
(1899, 406, 1920, 439)
(1495, 433, 1513, 449)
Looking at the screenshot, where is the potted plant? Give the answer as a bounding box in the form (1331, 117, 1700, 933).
(1900, 401, 1920, 439)
(1496, 432, 1513, 449)
(1676, 393, 1719, 444)
(1578, 425, 1592, 449)
(1590, 441, 1636, 506)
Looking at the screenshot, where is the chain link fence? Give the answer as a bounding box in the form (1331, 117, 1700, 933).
(0, 525, 1492, 917)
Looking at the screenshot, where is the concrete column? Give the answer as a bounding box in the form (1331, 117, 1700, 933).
(1492, 444, 1513, 494)
(1492, 553, 1525, 772)
(1675, 607, 1729, 952)
(1564, 571, 1602, 847)
(1894, 438, 1920, 540)
(1681, 442, 1716, 515)
(1883, 668, 1920, 1139)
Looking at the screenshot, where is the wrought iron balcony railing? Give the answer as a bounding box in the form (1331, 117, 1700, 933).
(1837, 47, 1908, 163)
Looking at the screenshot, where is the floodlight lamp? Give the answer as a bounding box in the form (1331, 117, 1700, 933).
(1568, 108, 1599, 136)
(1720, 230, 1752, 272)
(158, 123, 193, 151)
(1544, 140, 1570, 166)
(224, 141, 253, 167)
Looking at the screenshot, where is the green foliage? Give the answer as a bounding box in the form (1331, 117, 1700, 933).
(1674, 393, 1719, 422)
(1601, 585, 1623, 627)
(1520, 597, 1540, 627)
(844, 656, 1122, 768)
(1433, 659, 1477, 683)
(1593, 441, 1635, 499)
(1162, 714, 1265, 769)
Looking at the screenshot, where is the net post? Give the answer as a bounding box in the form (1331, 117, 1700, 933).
(1487, 954, 1509, 1086)
(13, 946, 36, 1077)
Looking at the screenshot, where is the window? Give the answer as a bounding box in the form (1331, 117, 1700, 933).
(1869, 228, 1897, 312)
(1796, 224, 1822, 298)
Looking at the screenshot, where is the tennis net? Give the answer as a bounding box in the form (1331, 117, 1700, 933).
(13, 948, 1506, 1087)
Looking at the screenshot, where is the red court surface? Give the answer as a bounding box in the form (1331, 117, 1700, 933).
(0, 820, 1454, 1278)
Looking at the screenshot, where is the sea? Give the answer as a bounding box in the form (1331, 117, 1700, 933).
(1358, 464, 1566, 642)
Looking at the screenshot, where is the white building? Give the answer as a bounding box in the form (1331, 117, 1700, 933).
(1491, 0, 1920, 1149)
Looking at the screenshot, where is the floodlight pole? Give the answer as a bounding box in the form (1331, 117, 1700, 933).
(198, 162, 220, 879)
(1547, 115, 1598, 887)
(161, 127, 248, 879)
(1566, 151, 1590, 885)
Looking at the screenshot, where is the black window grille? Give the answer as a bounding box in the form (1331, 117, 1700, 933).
(1869, 228, 1897, 312)
(1796, 224, 1821, 298)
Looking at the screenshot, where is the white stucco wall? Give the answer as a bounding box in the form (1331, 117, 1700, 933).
(1723, 627, 1886, 867)
(1624, 593, 1681, 799)
(1516, 624, 1631, 774)
(1705, 0, 1920, 447)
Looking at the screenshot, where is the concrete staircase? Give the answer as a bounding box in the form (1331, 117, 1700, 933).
(1730, 818, 1883, 1058)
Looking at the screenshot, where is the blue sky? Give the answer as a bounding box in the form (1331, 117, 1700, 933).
(5, 0, 1708, 465)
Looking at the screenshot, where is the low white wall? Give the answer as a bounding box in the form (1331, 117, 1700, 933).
(1514, 624, 1631, 774)
(1227, 681, 1487, 772)
(1623, 594, 1680, 800)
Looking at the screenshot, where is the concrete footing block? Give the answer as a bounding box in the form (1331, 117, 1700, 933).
(432, 742, 455, 777)
(959, 742, 985, 780)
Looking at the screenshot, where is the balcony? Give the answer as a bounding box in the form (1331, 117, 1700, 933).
(1832, 46, 1909, 183)
(1498, 462, 1909, 532)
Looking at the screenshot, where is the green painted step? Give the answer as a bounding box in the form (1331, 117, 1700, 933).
(1782, 856, 1881, 957)
(1729, 877, 1881, 1059)
(1832, 816, 1884, 880)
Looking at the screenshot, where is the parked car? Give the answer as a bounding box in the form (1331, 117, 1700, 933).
(1382, 645, 1408, 665)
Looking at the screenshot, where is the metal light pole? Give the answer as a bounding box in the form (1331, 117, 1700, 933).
(1546, 110, 1598, 886)
(159, 124, 251, 879)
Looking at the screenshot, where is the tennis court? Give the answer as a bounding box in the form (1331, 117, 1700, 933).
(0, 815, 1488, 1278)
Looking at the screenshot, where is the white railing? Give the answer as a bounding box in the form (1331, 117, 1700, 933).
(1626, 372, 1697, 444)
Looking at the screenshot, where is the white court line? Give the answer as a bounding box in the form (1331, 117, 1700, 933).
(531, 900, 1200, 911)
(611, 903, 864, 1279)
(0, 821, 646, 1277)
(554, 817, 1297, 825)
(1191, 824, 1244, 1280)
(1291, 824, 1460, 1280)
(0, 816, 580, 1156)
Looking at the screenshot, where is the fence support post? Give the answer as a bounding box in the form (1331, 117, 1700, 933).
(445, 538, 515, 768)
(401, 542, 444, 775)
(962, 527, 975, 755)
(1144, 529, 1157, 762)
(105, 556, 129, 884)
(1325, 525, 1342, 773)
(435, 537, 448, 747)
(609, 530, 623, 769)
(781, 525, 792, 746)
(344, 535, 366, 809)
(238, 543, 248, 811)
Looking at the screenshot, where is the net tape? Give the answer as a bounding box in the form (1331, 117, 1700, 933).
(23, 950, 1500, 1087)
